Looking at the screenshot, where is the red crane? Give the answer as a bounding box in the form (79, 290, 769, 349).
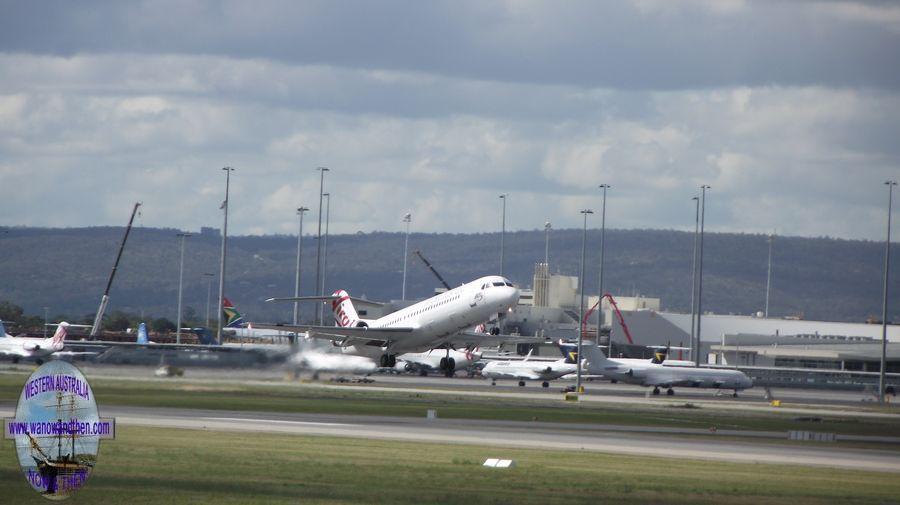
(581, 293, 634, 345)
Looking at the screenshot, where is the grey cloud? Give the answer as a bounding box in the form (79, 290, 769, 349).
(1, 1, 899, 90)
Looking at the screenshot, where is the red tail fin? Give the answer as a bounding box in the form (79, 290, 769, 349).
(331, 290, 360, 327)
(51, 322, 69, 345)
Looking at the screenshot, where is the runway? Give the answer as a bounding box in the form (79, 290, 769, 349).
(3, 404, 898, 473)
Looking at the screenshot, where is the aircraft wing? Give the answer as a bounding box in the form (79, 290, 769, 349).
(69, 341, 241, 351)
(445, 331, 550, 348)
(0, 349, 29, 357)
(265, 295, 387, 309)
(248, 323, 414, 347)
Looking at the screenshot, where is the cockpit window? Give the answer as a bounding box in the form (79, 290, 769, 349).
(505, 282, 514, 287)
(492, 282, 505, 287)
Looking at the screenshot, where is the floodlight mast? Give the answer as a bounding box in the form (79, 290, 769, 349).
(90, 202, 142, 337)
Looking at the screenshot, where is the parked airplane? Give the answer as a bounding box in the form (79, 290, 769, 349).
(481, 345, 579, 387)
(395, 347, 482, 377)
(582, 345, 753, 396)
(251, 275, 534, 371)
(0, 320, 70, 363)
(223, 298, 294, 341)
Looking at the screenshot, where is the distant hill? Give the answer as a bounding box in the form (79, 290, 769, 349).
(1, 226, 897, 325)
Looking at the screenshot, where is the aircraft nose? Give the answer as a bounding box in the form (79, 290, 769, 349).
(506, 286, 520, 306)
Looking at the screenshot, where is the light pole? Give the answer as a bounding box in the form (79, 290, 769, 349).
(499, 194, 507, 277)
(321, 192, 331, 307)
(314, 167, 329, 324)
(880, 180, 897, 404)
(690, 196, 699, 363)
(597, 184, 610, 352)
(695, 185, 710, 366)
(765, 233, 774, 318)
(176, 232, 191, 344)
(203, 273, 215, 328)
(402, 213, 411, 300)
(544, 221, 551, 265)
(43, 307, 49, 337)
(216, 166, 234, 344)
(293, 206, 309, 325)
(577, 209, 594, 394)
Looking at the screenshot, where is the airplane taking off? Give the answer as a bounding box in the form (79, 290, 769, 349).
(250, 275, 534, 371)
(481, 344, 579, 387)
(395, 347, 482, 377)
(0, 320, 70, 363)
(582, 345, 753, 397)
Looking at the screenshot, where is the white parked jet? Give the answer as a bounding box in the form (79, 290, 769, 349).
(395, 347, 482, 377)
(582, 345, 753, 397)
(0, 320, 70, 363)
(251, 275, 529, 370)
(481, 348, 579, 388)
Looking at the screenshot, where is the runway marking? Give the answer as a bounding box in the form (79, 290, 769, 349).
(204, 417, 353, 427)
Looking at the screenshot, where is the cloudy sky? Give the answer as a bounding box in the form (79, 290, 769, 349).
(1, 0, 899, 239)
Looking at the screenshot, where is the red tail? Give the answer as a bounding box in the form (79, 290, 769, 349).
(331, 290, 360, 327)
(51, 322, 69, 346)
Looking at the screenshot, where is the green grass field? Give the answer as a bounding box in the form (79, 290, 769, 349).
(3, 426, 900, 504)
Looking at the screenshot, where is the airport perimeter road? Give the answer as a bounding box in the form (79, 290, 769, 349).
(3, 405, 898, 473)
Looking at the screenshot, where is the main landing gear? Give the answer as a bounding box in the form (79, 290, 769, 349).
(379, 354, 397, 368)
(439, 357, 456, 377)
(652, 386, 675, 396)
(518, 380, 526, 387)
(541, 381, 550, 388)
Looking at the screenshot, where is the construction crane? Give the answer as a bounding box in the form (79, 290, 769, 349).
(582, 293, 635, 344)
(413, 250, 451, 290)
(90, 202, 141, 337)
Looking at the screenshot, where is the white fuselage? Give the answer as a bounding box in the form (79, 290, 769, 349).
(0, 335, 64, 359)
(481, 359, 577, 381)
(341, 276, 519, 358)
(591, 355, 752, 390)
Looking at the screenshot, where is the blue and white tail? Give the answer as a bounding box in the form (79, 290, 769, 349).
(137, 322, 150, 344)
(0, 319, 7, 337)
(556, 339, 580, 364)
(331, 290, 361, 327)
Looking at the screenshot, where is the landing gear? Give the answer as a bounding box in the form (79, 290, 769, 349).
(541, 381, 550, 388)
(666, 388, 675, 396)
(35, 359, 44, 366)
(419, 370, 428, 377)
(439, 357, 456, 377)
(732, 390, 739, 398)
(491, 379, 497, 386)
(379, 354, 397, 368)
(518, 380, 526, 387)
(652, 386, 661, 395)
(490, 327, 501, 336)
(12, 357, 19, 364)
